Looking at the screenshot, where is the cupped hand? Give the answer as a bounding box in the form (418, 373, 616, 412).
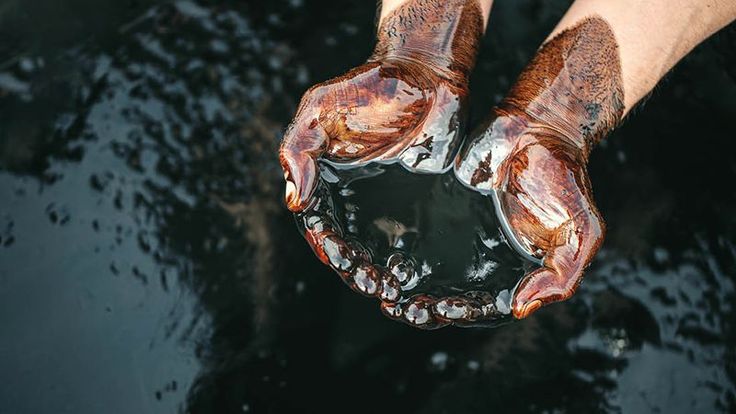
(279, 58, 468, 213)
(279, 54, 474, 328)
(279, 0, 483, 213)
(455, 109, 606, 320)
(296, 163, 527, 329)
(455, 17, 625, 320)
(279, 0, 487, 328)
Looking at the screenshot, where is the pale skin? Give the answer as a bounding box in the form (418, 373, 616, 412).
(384, 0, 736, 317)
(381, 0, 494, 30)
(383, 0, 736, 112)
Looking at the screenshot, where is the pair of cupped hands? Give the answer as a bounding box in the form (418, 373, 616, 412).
(279, 19, 611, 328)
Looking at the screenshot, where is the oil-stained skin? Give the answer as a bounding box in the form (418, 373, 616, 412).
(279, 0, 483, 213)
(455, 17, 624, 320)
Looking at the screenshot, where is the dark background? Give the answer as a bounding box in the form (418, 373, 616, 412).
(0, 0, 735, 412)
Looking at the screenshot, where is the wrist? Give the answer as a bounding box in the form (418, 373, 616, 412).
(370, 0, 484, 86)
(500, 16, 624, 158)
(552, 0, 736, 113)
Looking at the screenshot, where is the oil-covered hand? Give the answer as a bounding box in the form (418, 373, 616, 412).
(455, 17, 625, 320)
(280, 0, 485, 320)
(279, 0, 484, 212)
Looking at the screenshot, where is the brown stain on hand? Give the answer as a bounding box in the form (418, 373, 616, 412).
(503, 16, 624, 155)
(455, 16, 624, 319)
(279, 0, 483, 212)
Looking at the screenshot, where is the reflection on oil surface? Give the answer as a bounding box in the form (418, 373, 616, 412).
(0, 0, 735, 413)
(304, 163, 528, 326)
(327, 164, 526, 295)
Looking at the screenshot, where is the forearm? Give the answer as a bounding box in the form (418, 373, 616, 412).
(379, 0, 493, 29)
(372, 0, 492, 85)
(551, 0, 736, 114)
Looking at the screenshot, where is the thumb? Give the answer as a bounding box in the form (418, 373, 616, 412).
(279, 117, 328, 212)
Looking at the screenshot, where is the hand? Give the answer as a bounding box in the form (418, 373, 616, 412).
(296, 163, 525, 329)
(279, 0, 483, 212)
(279, 58, 468, 213)
(455, 17, 624, 320)
(281, 54, 475, 327)
(280, 0, 487, 328)
(293, 176, 404, 303)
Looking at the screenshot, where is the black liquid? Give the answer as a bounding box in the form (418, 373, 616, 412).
(324, 163, 527, 302)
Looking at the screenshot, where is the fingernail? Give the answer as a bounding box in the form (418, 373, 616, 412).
(379, 273, 401, 302)
(285, 180, 298, 210)
(349, 264, 380, 296)
(514, 299, 542, 319)
(434, 297, 471, 320)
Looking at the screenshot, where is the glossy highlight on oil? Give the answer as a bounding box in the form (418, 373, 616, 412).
(294, 164, 529, 329)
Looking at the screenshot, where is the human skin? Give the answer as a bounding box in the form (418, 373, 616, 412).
(380, 0, 493, 30)
(553, 0, 736, 113)
(456, 0, 736, 320)
(279, 0, 493, 213)
(279, 0, 498, 325)
(281, 0, 736, 327)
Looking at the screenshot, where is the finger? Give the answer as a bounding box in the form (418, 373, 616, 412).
(382, 250, 516, 328)
(378, 266, 402, 302)
(380, 290, 511, 329)
(453, 112, 523, 193)
(279, 115, 328, 212)
(434, 291, 509, 326)
(511, 208, 605, 319)
(297, 188, 363, 274)
(296, 182, 340, 264)
(297, 184, 403, 301)
(398, 84, 466, 173)
(380, 295, 450, 330)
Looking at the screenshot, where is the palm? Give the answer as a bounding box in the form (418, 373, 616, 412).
(281, 58, 476, 328)
(456, 111, 605, 319)
(280, 60, 466, 212)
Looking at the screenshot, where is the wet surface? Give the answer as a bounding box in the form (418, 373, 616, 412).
(0, 0, 735, 412)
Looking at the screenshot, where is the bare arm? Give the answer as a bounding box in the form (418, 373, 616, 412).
(282, 0, 500, 328)
(552, 0, 736, 113)
(455, 0, 736, 319)
(380, 0, 493, 30)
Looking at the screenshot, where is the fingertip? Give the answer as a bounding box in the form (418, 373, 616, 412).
(380, 301, 403, 319)
(378, 270, 401, 302)
(402, 296, 449, 330)
(348, 263, 381, 296)
(281, 150, 318, 213)
(285, 176, 314, 212)
(284, 179, 300, 212)
(512, 298, 542, 319)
